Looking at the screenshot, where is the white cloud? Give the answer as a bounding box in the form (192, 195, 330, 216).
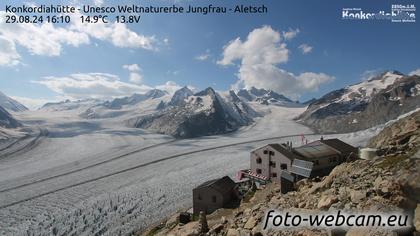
(163, 38, 169, 45)
(10, 96, 53, 110)
(123, 64, 143, 84)
(0, 36, 20, 66)
(409, 69, 420, 76)
(70, 15, 155, 50)
(361, 69, 383, 81)
(283, 28, 300, 40)
(0, 11, 90, 58)
(296, 72, 334, 91)
(155, 81, 182, 94)
(0, 10, 156, 66)
(123, 64, 141, 72)
(34, 73, 152, 99)
(34, 72, 188, 99)
(128, 73, 143, 84)
(167, 70, 180, 76)
(298, 44, 313, 54)
(219, 26, 334, 99)
(195, 54, 210, 61)
(93, 0, 104, 6)
(217, 26, 289, 66)
(195, 49, 211, 61)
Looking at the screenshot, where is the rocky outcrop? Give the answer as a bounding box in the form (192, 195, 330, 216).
(368, 110, 420, 151)
(147, 155, 419, 235)
(297, 71, 420, 133)
(168, 86, 194, 107)
(0, 91, 28, 112)
(0, 106, 21, 128)
(142, 112, 420, 235)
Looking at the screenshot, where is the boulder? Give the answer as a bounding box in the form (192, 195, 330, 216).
(226, 228, 240, 236)
(350, 190, 366, 203)
(165, 214, 178, 228)
(209, 223, 224, 234)
(244, 216, 257, 230)
(317, 195, 339, 209)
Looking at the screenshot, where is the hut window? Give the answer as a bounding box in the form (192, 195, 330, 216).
(269, 151, 275, 156)
(270, 161, 276, 168)
(256, 157, 262, 164)
(212, 196, 217, 203)
(280, 164, 287, 170)
(272, 172, 277, 178)
(256, 168, 262, 174)
(198, 194, 202, 200)
(263, 150, 268, 154)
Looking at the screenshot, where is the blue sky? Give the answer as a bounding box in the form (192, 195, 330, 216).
(0, 0, 419, 108)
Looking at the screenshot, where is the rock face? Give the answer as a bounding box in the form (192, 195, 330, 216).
(167, 86, 194, 107)
(0, 91, 28, 112)
(367, 110, 420, 150)
(297, 71, 420, 133)
(0, 106, 21, 128)
(237, 86, 297, 106)
(127, 87, 258, 138)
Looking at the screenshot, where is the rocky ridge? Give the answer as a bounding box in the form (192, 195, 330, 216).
(142, 111, 420, 235)
(127, 87, 258, 138)
(0, 106, 21, 128)
(297, 71, 420, 133)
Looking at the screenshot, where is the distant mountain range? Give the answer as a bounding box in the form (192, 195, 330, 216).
(237, 87, 298, 106)
(101, 89, 167, 110)
(41, 99, 101, 112)
(127, 87, 258, 138)
(2, 70, 418, 138)
(296, 70, 420, 133)
(0, 91, 28, 112)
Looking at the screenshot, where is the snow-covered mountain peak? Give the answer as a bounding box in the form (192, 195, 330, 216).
(0, 106, 21, 128)
(237, 87, 295, 106)
(128, 86, 258, 138)
(194, 87, 217, 97)
(249, 87, 269, 97)
(145, 89, 167, 99)
(297, 70, 419, 134)
(168, 86, 194, 107)
(340, 71, 404, 102)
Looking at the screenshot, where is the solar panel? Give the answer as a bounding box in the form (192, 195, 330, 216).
(294, 143, 337, 159)
(290, 159, 313, 177)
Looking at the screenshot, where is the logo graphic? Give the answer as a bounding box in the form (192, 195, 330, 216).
(342, 5, 416, 23)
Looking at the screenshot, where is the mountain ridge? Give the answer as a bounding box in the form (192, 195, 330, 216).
(0, 91, 28, 112)
(0, 106, 21, 128)
(297, 71, 420, 133)
(126, 87, 258, 138)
